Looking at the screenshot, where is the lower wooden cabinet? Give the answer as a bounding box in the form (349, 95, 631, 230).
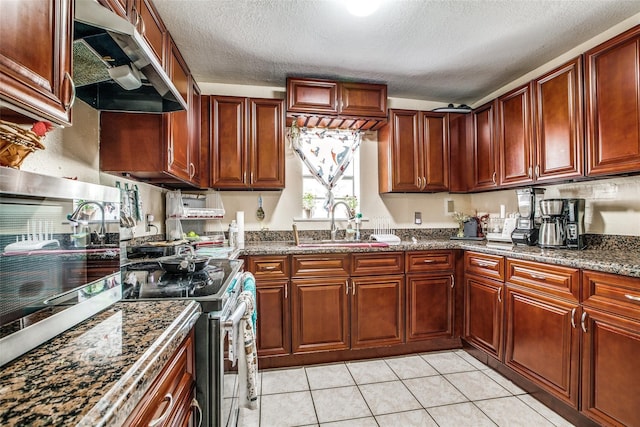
(464, 273, 504, 360)
(504, 285, 580, 408)
(256, 279, 290, 357)
(351, 275, 404, 349)
(291, 277, 350, 353)
(125, 330, 197, 426)
(581, 270, 640, 426)
(406, 274, 454, 341)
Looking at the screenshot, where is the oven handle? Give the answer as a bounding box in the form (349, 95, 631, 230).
(223, 301, 247, 331)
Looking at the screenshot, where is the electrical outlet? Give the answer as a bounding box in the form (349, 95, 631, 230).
(445, 199, 455, 215)
(414, 211, 422, 225)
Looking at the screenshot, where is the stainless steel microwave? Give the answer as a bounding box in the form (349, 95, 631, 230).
(0, 168, 121, 366)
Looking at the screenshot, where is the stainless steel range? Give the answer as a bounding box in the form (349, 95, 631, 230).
(122, 256, 245, 427)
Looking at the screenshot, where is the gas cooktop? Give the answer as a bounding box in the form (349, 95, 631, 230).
(121, 258, 243, 312)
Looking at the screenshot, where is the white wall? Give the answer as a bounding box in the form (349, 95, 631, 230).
(16, 15, 640, 237)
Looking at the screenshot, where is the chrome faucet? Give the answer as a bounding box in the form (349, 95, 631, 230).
(68, 201, 106, 245)
(330, 201, 350, 241)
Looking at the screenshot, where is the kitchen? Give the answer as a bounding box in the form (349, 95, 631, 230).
(1, 0, 640, 426)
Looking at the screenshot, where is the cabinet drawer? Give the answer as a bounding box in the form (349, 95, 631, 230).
(406, 251, 454, 273)
(292, 254, 349, 277)
(583, 270, 640, 320)
(506, 259, 580, 301)
(464, 252, 504, 281)
(247, 255, 290, 280)
(126, 331, 195, 426)
(351, 252, 403, 276)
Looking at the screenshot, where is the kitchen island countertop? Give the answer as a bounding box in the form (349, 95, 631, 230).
(240, 239, 640, 278)
(0, 300, 201, 427)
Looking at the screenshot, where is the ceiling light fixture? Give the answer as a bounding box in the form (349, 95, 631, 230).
(345, 0, 381, 17)
(432, 104, 472, 113)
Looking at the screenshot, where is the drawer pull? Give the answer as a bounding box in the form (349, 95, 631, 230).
(191, 398, 203, 427)
(149, 393, 174, 427)
(345, 280, 349, 295)
(570, 308, 576, 329)
(476, 261, 492, 268)
(451, 274, 455, 289)
(581, 311, 588, 333)
(497, 287, 502, 303)
(422, 259, 436, 263)
(625, 294, 640, 302)
(529, 273, 547, 280)
(262, 265, 277, 271)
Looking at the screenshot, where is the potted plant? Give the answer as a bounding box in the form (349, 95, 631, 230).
(302, 192, 315, 218)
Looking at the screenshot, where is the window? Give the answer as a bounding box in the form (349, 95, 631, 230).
(292, 127, 361, 219)
(302, 149, 360, 218)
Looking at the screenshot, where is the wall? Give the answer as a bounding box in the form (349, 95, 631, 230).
(16, 15, 640, 238)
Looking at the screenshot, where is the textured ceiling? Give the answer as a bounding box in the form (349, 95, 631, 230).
(152, 0, 640, 104)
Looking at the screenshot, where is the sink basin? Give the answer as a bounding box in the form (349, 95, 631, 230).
(297, 240, 389, 248)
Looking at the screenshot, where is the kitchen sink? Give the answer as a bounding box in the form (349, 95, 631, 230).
(296, 240, 389, 248)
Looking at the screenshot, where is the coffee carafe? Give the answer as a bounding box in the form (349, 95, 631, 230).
(539, 199, 566, 248)
(511, 187, 546, 246)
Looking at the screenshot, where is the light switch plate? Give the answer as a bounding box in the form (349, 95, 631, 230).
(445, 199, 455, 215)
(414, 211, 422, 225)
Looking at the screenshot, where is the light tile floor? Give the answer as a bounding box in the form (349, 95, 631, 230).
(237, 350, 576, 427)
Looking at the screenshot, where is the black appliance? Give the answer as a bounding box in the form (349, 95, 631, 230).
(566, 198, 586, 250)
(511, 187, 546, 246)
(122, 257, 245, 427)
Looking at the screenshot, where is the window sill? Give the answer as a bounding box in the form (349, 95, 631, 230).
(293, 217, 370, 223)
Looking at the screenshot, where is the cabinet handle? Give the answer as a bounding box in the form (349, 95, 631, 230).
(451, 274, 455, 289)
(345, 280, 349, 295)
(492, 172, 497, 185)
(189, 163, 196, 179)
(191, 398, 203, 427)
(63, 72, 76, 112)
(284, 285, 287, 299)
(244, 171, 248, 184)
(131, 5, 140, 27)
(148, 393, 174, 427)
(570, 308, 576, 328)
(352, 280, 356, 295)
(535, 165, 540, 177)
(421, 176, 427, 190)
(625, 294, 640, 302)
(580, 311, 588, 333)
(497, 287, 502, 303)
(528, 167, 532, 178)
(529, 273, 547, 280)
(251, 172, 254, 184)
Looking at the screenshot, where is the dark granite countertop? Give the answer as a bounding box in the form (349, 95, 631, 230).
(0, 300, 201, 427)
(240, 239, 640, 278)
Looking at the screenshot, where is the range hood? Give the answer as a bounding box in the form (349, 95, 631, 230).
(73, 0, 186, 112)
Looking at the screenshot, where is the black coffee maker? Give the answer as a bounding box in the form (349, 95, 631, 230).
(511, 187, 546, 246)
(565, 198, 586, 249)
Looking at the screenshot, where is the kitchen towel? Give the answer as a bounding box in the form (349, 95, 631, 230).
(237, 290, 258, 410)
(241, 272, 257, 332)
(236, 211, 245, 248)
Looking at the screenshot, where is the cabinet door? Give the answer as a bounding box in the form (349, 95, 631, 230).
(585, 26, 640, 176)
(471, 101, 499, 190)
(249, 98, 285, 189)
(421, 112, 449, 191)
(132, 0, 166, 68)
(407, 274, 454, 341)
(351, 275, 404, 349)
(256, 279, 291, 357)
(464, 274, 503, 360)
(532, 57, 584, 182)
(504, 286, 580, 408)
(581, 308, 640, 427)
(286, 78, 338, 115)
(166, 39, 191, 182)
(339, 82, 387, 117)
(0, 0, 73, 126)
(497, 84, 534, 186)
(189, 80, 205, 187)
(291, 278, 349, 353)
(210, 96, 248, 188)
(378, 109, 421, 192)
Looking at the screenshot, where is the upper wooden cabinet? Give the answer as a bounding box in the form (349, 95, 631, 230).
(0, 0, 74, 126)
(207, 96, 285, 190)
(378, 109, 449, 193)
(585, 25, 640, 177)
(132, 0, 167, 68)
(286, 77, 387, 130)
(471, 101, 499, 190)
(497, 84, 535, 186)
